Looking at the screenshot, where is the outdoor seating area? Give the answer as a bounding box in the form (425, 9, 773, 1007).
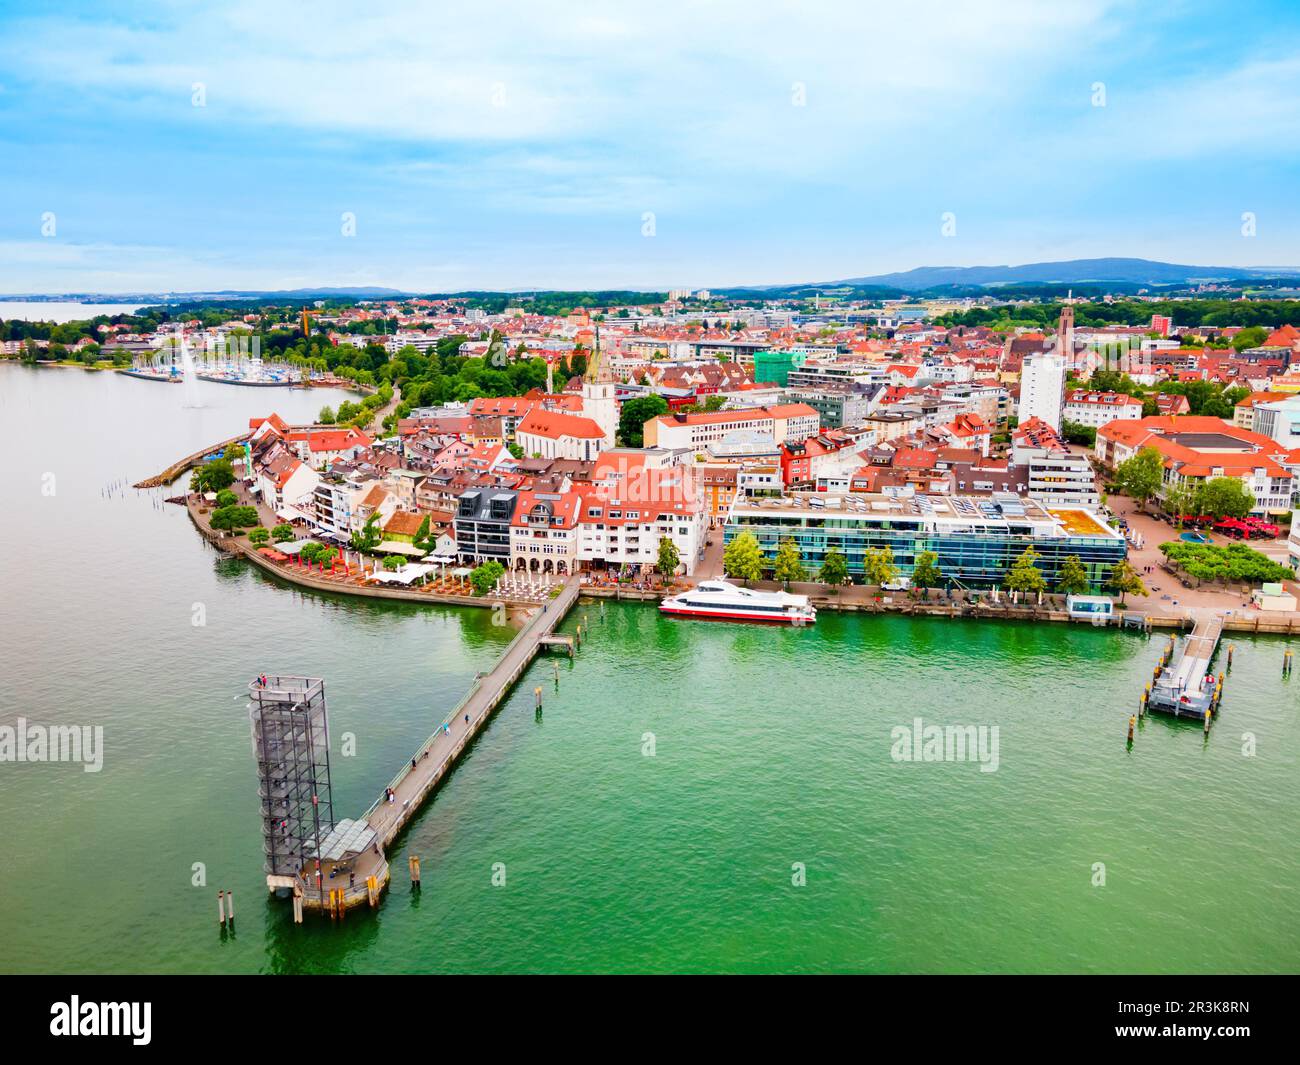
(1213, 517, 1282, 540)
(494, 571, 564, 602)
(581, 570, 660, 592)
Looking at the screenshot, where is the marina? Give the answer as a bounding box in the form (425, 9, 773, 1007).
(1146, 615, 1225, 723)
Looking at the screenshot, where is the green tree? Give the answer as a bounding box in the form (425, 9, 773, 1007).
(1114, 446, 1164, 512)
(382, 554, 403, 571)
(912, 550, 942, 593)
(1005, 546, 1047, 597)
(1107, 559, 1147, 604)
(413, 514, 432, 552)
(215, 488, 238, 508)
(248, 527, 270, 545)
(469, 560, 505, 596)
(863, 546, 899, 588)
(270, 523, 295, 542)
(723, 531, 764, 585)
(1055, 554, 1091, 596)
(818, 548, 850, 590)
(773, 538, 806, 589)
(1232, 325, 1268, 352)
(350, 513, 382, 552)
(210, 504, 259, 531)
(1198, 476, 1255, 519)
(1163, 482, 1203, 528)
(319, 405, 336, 424)
(618, 394, 669, 447)
(191, 458, 235, 493)
(655, 536, 680, 582)
(1060, 420, 1097, 447)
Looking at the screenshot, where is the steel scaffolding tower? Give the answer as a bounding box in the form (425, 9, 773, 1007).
(247, 676, 335, 881)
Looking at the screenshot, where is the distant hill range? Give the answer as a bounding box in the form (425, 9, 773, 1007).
(826, 258, 1300, 292)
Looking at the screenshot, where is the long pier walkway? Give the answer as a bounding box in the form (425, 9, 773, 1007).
(134, 433, 248, 488)
(1148, 613, 1223, 720)
(363, 575, 582, 849)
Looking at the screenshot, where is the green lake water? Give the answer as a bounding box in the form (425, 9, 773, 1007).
(1, 364, 1297, 974)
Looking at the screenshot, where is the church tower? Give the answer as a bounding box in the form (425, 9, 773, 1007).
(581, 325, 618, 449)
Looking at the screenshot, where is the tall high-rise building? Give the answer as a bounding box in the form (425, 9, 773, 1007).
(1017, 307, 1070, 431)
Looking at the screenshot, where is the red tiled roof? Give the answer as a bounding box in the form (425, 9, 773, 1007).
(517, 408, 606, 440)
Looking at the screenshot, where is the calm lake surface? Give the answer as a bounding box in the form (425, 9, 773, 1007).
(1, 363, 1297, 974)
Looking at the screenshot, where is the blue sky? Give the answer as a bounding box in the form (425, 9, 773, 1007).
(2, 0, 1300, 293)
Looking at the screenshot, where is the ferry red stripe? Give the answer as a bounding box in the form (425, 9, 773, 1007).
(659, 605, 815, 624)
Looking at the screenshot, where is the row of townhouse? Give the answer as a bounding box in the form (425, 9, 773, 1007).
(455, 467, 706, 576)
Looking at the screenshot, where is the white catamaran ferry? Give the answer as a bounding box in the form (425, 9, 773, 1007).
(660, 580, 816, 625)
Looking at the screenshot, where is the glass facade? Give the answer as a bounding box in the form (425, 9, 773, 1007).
(725, 512, 1127, 588)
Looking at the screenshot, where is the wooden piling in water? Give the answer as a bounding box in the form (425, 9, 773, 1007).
(409, 854, 421, 889)
(226, 890, 234, 924)
(534, 685, 543, 711)
(217, 890, 226, 926)
(1127, 715, 1136, 743)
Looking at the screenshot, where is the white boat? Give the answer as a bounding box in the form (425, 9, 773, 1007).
(660, 579, 816, 625)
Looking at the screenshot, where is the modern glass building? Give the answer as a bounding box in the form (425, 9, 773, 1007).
(724, 492, 1127, 589)
(752, 349, 808, 388)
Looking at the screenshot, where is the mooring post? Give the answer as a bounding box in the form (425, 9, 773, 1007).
(1227, 644, 1234, 671)
(1204, 708, 1212, 734)
(1141, 684, 1149, 716)
(226, 890, 234, 924)
(217, 890, 226, 926)
(1127, 714, 1136, 744)
(409, 854, 421, 889)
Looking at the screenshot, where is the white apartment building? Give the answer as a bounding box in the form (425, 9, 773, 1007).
(1018, 353, 1066, 431)
(575, 471, 705, 576)
(1252, 396, 1300, 449)
(1021, 452, 1100, 507)
(644, 404, 820, 450)
(1062, 390, 1143, 429)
